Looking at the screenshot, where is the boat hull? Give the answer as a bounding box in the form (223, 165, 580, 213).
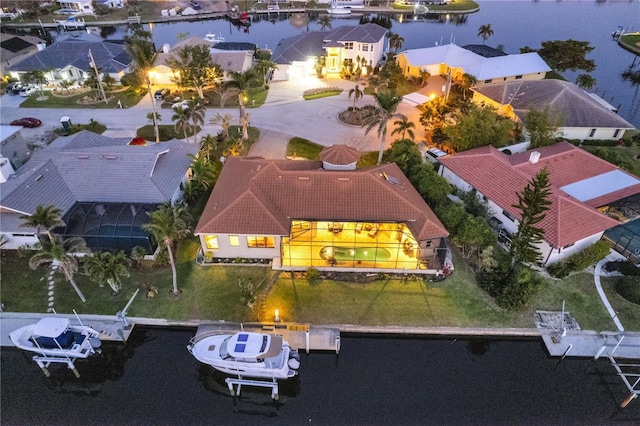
(9, 321, 101, 359)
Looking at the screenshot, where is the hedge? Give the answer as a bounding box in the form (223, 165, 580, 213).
(547, 240, 611, 278)
(614, 276, 640, 305)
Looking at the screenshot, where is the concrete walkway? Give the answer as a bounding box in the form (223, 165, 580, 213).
(593, 251, 628, 332)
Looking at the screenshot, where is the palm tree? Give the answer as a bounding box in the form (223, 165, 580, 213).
(348, 84, 364, 109)
(419, 70, 431, 86)
(388, 32, 404, 53)
(317, 15, 332, 31)
(199, 133, 219, 161)
(142, 204, 192, 296)
(187, 98, 206, 137)
(221, 70, 256, 124)
(29, 236, 89, 303)
(239, 112, 251, 141)
(210, 112, 233, 139)
(84, 250, 130, 296)
(172, 105, 192, 143)
(477, 24, 494, 44)
(360, 91, 406, 165)
(20, 205, 65, 243)
(188, 153, 217, 194)
(576, 74, 597, 90)
(59, 79, 73, 94)
(253, 59, 278, 88)
(459, 73, 478, 99)
(392, 118, 415, 141)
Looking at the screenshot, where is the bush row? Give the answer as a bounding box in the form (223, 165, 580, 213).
(546, 240, 611, 278)
(614, 276, 640, 305)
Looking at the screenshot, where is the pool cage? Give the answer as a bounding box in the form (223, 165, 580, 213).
(59, 203, 159, 254)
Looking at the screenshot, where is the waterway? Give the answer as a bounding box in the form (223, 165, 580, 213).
(2, 327, 639, 424)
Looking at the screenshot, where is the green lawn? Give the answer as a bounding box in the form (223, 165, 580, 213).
(619, 34, 640, 55)
(160, 86, 268, 110)
(136, 125, 200, 142)
(287, 137, 324, 159)
(20, 88, 146, 109)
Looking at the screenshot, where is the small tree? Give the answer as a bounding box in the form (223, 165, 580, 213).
(166, 44, 222, 99)
(84, 250, 131, 295)
(510, 167, 553, 267)
(210, 112, 233, 139)
(348, 84, 364, 109)
(525, 106, 563, 149)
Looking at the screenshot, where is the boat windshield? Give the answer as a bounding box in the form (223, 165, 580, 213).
(220, 336, 231, 359)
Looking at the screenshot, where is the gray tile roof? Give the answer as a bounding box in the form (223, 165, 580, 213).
(473, 80, 634, 129)
(326, 23, 387, 44)
(1, 131, 199, 220)
(8, 34, 132, 74)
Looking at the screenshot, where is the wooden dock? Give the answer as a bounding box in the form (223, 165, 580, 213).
(193, 322, 340, 353)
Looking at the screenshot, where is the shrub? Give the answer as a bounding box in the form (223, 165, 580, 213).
(154, 248, 169, 267)
(496, 268, 544, 310)
(581, 139, 620, 147)
(547, 240, 611, 278)
(614, 276, 640, 304)
(604, 260, 640, 276)
(306, 267, 320, 285)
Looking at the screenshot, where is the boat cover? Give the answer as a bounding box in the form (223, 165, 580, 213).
(33, 317, 70, 338)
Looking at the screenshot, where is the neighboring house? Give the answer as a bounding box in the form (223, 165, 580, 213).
(471, 79, 635, 141)
(439, 142, 640, 265)
(194, 145, 451, 274)
(7, 33, 132, 85)
(0, 32, 46, 78)
(0, 125, 27, 173)
(149, 38, 254, 85)
(395, 43, 550, 87)
(271, 23, 387, 80)
(0, 131, 199, 252)
(57, 0, 124, 14)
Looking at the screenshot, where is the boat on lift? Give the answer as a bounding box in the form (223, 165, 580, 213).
(188, 331, 300, 380)
(10, 317, 102, 359)
(204, 33, 225, 44)
(327, 0, 351, 15)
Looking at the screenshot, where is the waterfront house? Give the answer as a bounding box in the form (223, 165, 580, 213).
(57, 0, 124, 15)
(194, 145, 450, 274)
(438, 142, 640, 265)
(7, 33, 132, 85)
(395, 44, 550, 88)
(270, 23, 387, 80)
(149, 38, 254, 85)
(471, 79, 635, 141)
(0, 131, 198, 252)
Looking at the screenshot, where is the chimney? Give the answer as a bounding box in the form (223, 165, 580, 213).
(529, 151, 541, 164)
(162, 44, 170, 54)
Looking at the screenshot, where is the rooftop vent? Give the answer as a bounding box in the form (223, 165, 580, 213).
(103, 155, 118, 160)
(529, 151, 541, 164)
(298, 176, 310, 180)
(337, 178, 349, 181)
(34, 174, 43, 181)
(77, 155, 89, 159)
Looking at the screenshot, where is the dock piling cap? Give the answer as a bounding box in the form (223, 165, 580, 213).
(33, 317, 70, 337)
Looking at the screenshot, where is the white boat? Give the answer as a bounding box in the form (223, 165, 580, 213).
(9, 317, 102, 359)
(188, 331, 300, 380)
(204, 33, 225, 43)
(327, 0, 351, 15)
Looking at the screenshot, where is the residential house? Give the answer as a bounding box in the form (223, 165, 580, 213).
(395, 44, 550, 88)
(438, 142, 640, 265)
(7, 33, 132, 85)
(194, 145, 451, 274)
(149, 38, 255, 85)
(57, 0, 124, 14)
(0, 131, 199, 252)
(270, 23, 387, 80)
(0, 32, 46, 78)
(471, 79, 635, 141)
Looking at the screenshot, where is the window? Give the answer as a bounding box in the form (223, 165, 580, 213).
(484, 79, 492, 84)
(205, 235, 219, 250)
(344, 42, 353, 50)
(589, 128, 596, 138)
(229, 235, 240, 246)
(613, 129, 621, 138)
(503, 210, 516, 222)
(515, 75, 523, 79)
(361, 44, 369, 52)
(247, 236, 275, 248)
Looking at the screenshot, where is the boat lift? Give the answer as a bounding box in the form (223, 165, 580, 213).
(225, 376, 280, 401)
(594, 334, 640, 408)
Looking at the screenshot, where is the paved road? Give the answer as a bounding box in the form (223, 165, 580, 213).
(0, 77, 419, 160)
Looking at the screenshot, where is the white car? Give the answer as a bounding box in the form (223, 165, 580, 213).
(172, 100, 190, 110)
(19, 85, 37, 97)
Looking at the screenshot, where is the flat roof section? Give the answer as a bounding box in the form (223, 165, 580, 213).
(560, 170, 640, 202)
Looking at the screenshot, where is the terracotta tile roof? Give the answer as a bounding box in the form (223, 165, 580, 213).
(439, 142, 630, 247)
(319, 144, 361, 165)
(195, 157, 448, 240)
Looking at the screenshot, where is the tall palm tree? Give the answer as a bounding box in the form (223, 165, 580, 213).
(221, 70, 256, 124)
(392, 118, 415, 141)
(361, 91, 406, 165)
(143, 204, 192, 296)
(187, 98, 206, 137)
(29, 236, 89, 303)
(172, 105, 192, 143)
(348, 84, 364, 109)
(317, 15, 332, 31)
(459, 73, 477, 99)
(477, 24, 494, 44)
(388, 32, 405, 53)
(576, 74, 596, 90)
(239, 112, 251, 141)
(84, 250, 130, 295)
(20, 205, 65, 243)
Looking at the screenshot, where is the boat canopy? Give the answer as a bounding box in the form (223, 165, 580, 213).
(33, 317, 70, 338)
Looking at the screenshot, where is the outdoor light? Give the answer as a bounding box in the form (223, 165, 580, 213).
(274, 309, 280, 322)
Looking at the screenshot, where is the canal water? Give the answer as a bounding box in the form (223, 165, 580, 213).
(2, 327, 639, 424)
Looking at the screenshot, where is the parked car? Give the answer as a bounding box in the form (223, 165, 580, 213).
(19, 85, 37, 96)
(425, 147, 448, 163)
(154, 88, 170, 100)
(172, 100, 190, 110)
(10, 117, 42, 128)
(7, 82, 24, 95)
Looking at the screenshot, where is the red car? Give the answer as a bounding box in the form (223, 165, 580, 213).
(10, 117, 42, 128)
